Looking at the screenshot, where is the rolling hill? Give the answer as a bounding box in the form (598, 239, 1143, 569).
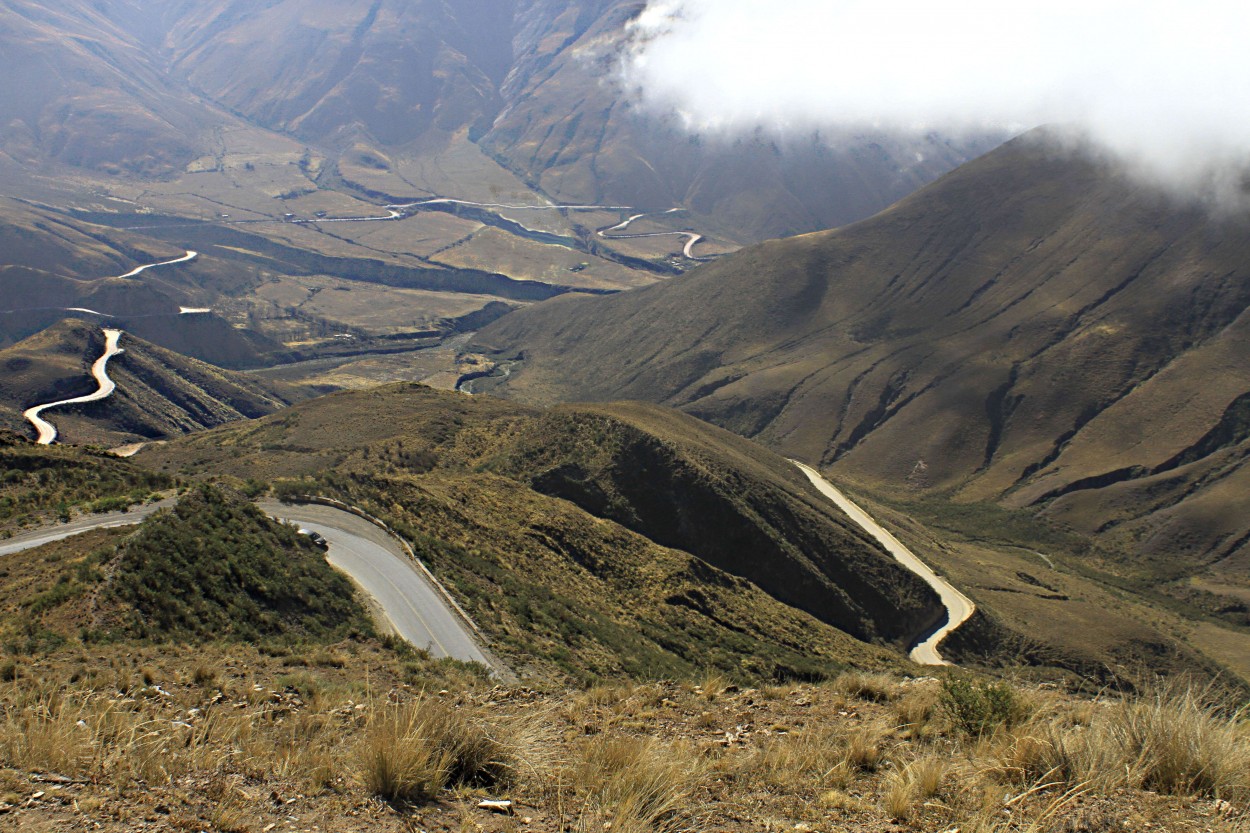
(469, 130, 1250, 596)
(137, 382, 943, 680)
(0, 319, 306, 445)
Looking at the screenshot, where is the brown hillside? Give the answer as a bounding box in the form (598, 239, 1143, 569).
(0, 0, 212, 175)
(0, 319, 305, 444)
(470, 130, 1250, 583)
(137, 383, 942, 679)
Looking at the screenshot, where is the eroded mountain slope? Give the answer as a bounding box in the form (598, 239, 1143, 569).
(470, 131, 1250, 581)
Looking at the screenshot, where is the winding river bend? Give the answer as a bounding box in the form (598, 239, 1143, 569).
(23, 328, 124, 445)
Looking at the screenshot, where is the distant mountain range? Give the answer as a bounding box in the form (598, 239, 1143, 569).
(0, 0, 996, 241)
(471, 129, 1250, 587)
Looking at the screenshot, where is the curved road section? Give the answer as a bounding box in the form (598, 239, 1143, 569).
(256, 501, 488, 665)
(596, 208, 709, 260)
(792, 460, 975, 665)
(0, 500, 490, 668)
(23, 328, 125, 445)
(116, 250, 198, 279)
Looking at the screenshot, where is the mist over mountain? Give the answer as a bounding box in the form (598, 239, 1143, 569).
(624, 0, 1250, 207)
(0, 0, 996, 241)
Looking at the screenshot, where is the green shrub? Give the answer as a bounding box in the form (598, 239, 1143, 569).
(940, 676, 1027, 737)
(109, 484, 372, 643)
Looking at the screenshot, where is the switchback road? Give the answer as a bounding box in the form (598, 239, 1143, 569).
(1, 499, 490, 667)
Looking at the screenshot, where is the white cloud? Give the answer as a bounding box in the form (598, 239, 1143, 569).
(623, 0, 1250, 199)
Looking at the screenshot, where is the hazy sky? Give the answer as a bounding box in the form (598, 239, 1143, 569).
(624, 0, 1250, 199)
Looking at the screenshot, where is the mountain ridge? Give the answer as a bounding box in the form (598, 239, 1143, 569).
(469, 130, 1250, 586)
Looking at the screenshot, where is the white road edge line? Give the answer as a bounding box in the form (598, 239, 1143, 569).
(791, 460, 976, 666)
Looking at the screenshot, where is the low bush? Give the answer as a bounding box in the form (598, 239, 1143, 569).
(941, 676, 1029, 737)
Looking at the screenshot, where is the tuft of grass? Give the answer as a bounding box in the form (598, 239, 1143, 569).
(572, 735, 702, 833)
(995, 681, 1250, 801)
(357, 696, 510, 804)
(834, 670, 900, 703)
(1114, 684, 1250, 799)
(894, 683, 940, 737)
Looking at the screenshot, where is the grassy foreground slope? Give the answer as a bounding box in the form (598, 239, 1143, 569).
(0, 649, 1245, 832)
(138, 383, 936, 681)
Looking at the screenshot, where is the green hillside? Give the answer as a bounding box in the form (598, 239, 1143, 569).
(137, 383, 931, 681)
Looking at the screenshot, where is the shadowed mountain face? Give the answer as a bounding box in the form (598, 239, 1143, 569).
(470, 132, 1250, 576)
(134, 383, 941, 678)
(0, 0, 995, 241)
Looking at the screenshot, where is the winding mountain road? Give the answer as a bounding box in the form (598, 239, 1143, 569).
(22, 328, 125, 445)
(596, 208, 709, 259)
(17, 250, 204, 444)
(792, 460, 975, 665)
(116, 250, 198, 279)
(0, 500, 491, 667)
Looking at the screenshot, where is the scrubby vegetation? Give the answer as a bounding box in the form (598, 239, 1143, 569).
(0, 432, 170, 529)
(0, 657, 1245, 832)
(108, 484, 371, 643)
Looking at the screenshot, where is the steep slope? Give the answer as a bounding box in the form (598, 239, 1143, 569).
(0, 0, 222, 175)
(482, 0, 998, 241)
(0, 320, 305, 444)
(167, 0, 513, 149)
(137, 383, 942, 679)
(470, 131, 1250, 580)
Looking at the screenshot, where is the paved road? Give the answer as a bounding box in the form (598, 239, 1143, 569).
(23, 328, 125, 445)
(0, 499, 174, 557)
(595, 207, 709, 260)
(256, 501, 489, 665)
(0, 499, 489, 667)
(116, 250, 198, 279)
(792, 460, 976, 665)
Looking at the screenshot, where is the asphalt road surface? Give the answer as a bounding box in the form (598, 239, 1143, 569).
(1, 499, 489, 667)
(23, 328, 125, 444)
(257, 501, 488, 665)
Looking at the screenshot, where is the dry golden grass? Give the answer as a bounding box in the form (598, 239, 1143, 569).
(993, 681, 1250, 801)
(833, 670, 900, 703)
(568, 735, 703, 833)
(357, 695, 516, 803)
(0, 651, 1246, 833)
(358, 699, 455, 803)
